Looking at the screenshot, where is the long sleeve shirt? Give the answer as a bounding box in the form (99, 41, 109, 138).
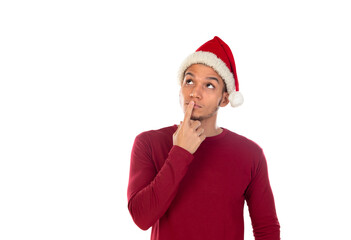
(127, 125, 280, 240)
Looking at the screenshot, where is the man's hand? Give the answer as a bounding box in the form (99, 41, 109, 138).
(173, 101, 206, 154)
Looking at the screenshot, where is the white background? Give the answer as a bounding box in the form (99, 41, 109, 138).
(1, 0, 350, 239)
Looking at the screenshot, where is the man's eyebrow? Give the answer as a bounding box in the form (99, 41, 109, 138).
(184, 72, 219, 83)
(184, 72, 194, 77)
(206, 77, 219, 83)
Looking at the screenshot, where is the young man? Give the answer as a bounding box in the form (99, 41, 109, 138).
(127, 36, 280, 240)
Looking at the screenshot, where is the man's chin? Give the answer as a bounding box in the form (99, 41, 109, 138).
(190, 108, 218, 122)
(190, 115, 204, 121)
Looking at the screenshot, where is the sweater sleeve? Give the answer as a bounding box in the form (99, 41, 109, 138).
(244, 150, 280, 240)
(127, 133, 194, 230)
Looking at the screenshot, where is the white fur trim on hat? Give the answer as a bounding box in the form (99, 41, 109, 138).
(178, 51, 243, 107)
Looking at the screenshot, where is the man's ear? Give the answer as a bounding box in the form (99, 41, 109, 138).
(220, 91, 230, 107)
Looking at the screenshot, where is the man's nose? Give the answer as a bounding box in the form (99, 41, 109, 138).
(190, 85, 202, 99)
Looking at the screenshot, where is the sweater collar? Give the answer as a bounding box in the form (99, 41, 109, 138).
(172, 124, 228, 141)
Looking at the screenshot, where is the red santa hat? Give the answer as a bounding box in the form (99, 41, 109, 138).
(178, 36, 244, 107)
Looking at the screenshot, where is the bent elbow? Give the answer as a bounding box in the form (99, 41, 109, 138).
(135, 220, 152, 231)
(129, 211, 153, 231)
(128, 199, 154, 231)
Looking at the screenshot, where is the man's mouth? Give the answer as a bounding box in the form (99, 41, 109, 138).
(186, 102, 202, 108)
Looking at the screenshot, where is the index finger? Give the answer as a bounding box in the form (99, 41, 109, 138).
(183, 101, 194, 123)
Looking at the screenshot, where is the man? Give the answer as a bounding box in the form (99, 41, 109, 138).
(127, 36, 280, 240)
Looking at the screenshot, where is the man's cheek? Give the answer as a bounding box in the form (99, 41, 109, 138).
(179, 91, 186, 105)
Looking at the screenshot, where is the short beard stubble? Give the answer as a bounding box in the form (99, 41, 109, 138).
(190, 95, 223, 121)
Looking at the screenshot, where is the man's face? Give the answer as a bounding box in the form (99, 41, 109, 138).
(179, 64, 229, 121)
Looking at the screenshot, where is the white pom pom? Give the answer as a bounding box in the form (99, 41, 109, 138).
(229, 91, 244, 107)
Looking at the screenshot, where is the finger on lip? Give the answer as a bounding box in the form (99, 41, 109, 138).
(193, 104, 202, 108)
(186, 102, 201, 108)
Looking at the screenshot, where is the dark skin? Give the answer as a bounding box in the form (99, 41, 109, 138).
(173, 64, 229, 154)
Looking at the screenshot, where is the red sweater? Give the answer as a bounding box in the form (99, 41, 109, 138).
(127, 125, 280, 240)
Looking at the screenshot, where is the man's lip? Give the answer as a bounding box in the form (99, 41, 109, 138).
(186, 102, 202, 108)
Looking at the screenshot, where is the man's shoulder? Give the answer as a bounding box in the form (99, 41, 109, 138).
(224, 128, 263, 153)
(136, 125, 177, 142)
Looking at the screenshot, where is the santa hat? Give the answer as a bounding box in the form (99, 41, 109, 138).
(178, 36, 244, 107)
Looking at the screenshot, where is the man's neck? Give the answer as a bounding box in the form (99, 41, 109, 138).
(199, 117, 222, 137)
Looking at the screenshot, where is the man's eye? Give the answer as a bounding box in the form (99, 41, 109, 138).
(207, 83, 214, 89)
(185, 79, 193, 85)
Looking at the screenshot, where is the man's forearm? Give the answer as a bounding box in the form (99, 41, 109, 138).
(127, 145, 193, 230)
